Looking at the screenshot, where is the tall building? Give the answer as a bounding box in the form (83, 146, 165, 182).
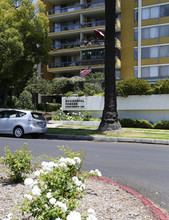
(121, 0, 169, 83)
(42, 0, 169, 84)
(42, 0, 121, 80)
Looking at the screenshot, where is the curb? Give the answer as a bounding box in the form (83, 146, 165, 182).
(44, 134, 169, 145)
(93, 176, 168, 220)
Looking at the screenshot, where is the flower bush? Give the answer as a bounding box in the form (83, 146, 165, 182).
(0, 144, 33, 183)
(20, 146, 101, 220)
(52, 110, 100, 122)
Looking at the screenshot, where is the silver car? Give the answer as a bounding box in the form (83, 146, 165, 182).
(0, 109, 47, 138)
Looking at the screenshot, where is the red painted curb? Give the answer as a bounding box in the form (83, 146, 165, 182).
(92, 176, 168, 220)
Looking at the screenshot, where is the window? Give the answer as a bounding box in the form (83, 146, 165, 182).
(160, 4, 169, 17)
(160, 25, 169, 38)
(142, 47, 158, 59)
(134, 29, 138, 41)
(159, 66, 169, 77)
(134, 9, 138, 21)
(160, 45, 169, 57)
(150, 66, 159, 77)
(142, 27, 158, 40)
(134, 48, 138, 60)
(141, 67, 150, 78)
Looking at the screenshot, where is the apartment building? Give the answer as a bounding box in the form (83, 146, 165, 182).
(41, 0, 121, 80)
(42, 0, 169, 84)
(121, 0, 169, 83)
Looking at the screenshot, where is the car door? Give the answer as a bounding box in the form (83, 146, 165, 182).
(0, 111, 17, 133)
(0, 111, 6, 132)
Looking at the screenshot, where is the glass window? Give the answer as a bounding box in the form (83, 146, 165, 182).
(160, 4, 169, 17)
(142, 28, 150, 39)
(142, 8, 150, 20)
(134, 48, 138, 60)
(150, 27, 158, 38)
(31, 112, 45, 120)
(160, 25, 169, 38)
(150, 66, 159, 77)
(141, 67, 150, 78)
(134, 9, 138, 21)
(160, 45, 169, 57)
(159, 65, 169, 77)
(142, 48, 150, 59)
(150, 47, 158, 58)
(134, 68, 138, 78)
(134, 29, 138, 41)
(150, 7, 159, 19)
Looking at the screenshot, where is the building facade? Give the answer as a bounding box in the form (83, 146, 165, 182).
(121, 0, 169, 83)
(42, 0, 169, 84)
(42, 0, 121, 80)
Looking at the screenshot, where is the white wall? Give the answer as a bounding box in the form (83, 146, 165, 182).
(62, 95, 169, 123)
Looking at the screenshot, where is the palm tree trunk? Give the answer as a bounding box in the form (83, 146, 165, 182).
(98, 0, 121, 131)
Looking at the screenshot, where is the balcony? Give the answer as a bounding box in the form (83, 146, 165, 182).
(49, 39, 120, 54)
(49, 20, 105, 33)
(48, 0, 105, 16)
(48, 58, 121, 73)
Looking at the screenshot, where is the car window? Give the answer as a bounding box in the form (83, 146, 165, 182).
(3, 111, 17, 118)
(31, 112, 45, 120)
(0, 112, 3, 118)
(16, 111, 27, 117)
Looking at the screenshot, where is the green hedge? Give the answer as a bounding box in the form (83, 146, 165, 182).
(154, 121, 169, 129)
(37, 103, 61, 112)
(119, 118, 154, 129)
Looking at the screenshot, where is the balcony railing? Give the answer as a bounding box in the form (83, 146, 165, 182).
(50, 39, 121, 51)
(48, 59, 105, 69)
(48, 0, 105, 16)
(50, 40, 104, 50)
(49, 20, 105, 33)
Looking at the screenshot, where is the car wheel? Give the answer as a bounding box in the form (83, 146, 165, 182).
(13, 127, 24, 138)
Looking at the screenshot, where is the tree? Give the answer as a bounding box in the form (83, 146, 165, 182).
(0, 0, 50, 105)
(98, 0, 121, 131)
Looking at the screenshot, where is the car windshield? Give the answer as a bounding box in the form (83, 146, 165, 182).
(31, 112, 45, 120)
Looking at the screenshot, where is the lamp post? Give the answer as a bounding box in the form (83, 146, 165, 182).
(97, 0, 121, 132)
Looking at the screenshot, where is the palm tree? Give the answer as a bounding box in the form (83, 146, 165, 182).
(98, 0, 121, 131)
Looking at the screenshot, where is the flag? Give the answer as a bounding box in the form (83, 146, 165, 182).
(94, 29, 105, 40)
(80, 67, 92, 77)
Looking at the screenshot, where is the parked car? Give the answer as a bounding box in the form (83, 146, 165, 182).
(0, 109, 47, 138)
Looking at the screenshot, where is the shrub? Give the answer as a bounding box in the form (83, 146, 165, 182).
(116, 77, 152, 97)
(119, 118, 153, 129)
(37, 103, 61, 112)
(52, 110, 92, 121)
(20, 146, 100, 219)
(154, 120, 169, 129)
(153, 78, 169, 94)
(15, 90, 34, 110)
(0, 144, 33, 183)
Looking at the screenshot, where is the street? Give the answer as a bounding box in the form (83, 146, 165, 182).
(0, 135, 169, 214)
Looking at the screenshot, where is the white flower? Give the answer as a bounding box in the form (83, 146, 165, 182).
(24, 194, 32, 201)
(24, 178, 34, 186)
(32, 185, 41, 197)
(55, 218, 62, 220)
(65, 158, 76, 166)
(34, 170, 40, 176)
(74, 157, 81, 164)
(66, 211, 81, 220)
(59, 162, 67, 168)
(88, 208, 96, 215)
(95, 169, 102, 177)
(46, 192, 52, 199)
(89, 170, 95, 174)
(87, 214, 98, 220)
(49, 197, 56, 205)
(56, 201, 67, 212)
(72, 176, 82, 186)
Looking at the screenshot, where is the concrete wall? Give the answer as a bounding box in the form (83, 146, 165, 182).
(62, 95, 169, 123)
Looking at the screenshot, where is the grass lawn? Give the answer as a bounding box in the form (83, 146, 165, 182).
(47, 125, 169, 140)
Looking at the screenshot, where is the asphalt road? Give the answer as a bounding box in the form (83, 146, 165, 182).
(0, 135, 169, 215)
